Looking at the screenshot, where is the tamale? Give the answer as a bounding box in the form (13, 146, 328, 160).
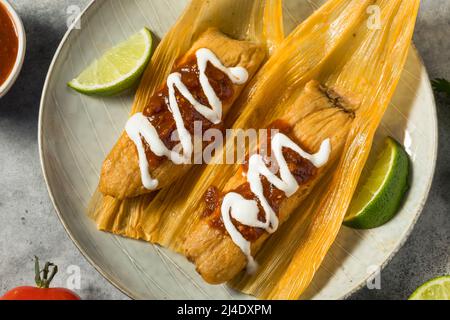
(99, 29, 266, 199)
(184, 81, 357, 284)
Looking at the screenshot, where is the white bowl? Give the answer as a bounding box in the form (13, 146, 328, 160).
(0, 0, 26, 98)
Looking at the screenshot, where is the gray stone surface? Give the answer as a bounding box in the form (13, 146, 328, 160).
(0, 0, 448, 300)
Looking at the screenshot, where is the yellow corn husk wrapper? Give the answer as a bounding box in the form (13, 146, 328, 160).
(89, 0, 420, 299)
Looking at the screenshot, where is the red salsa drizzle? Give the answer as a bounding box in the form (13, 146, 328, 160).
(203, 120, 317, 242)
(0, 2, 18, 86)
(141, 55, 235, 168)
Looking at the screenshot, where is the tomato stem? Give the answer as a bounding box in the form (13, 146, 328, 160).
(34, 256, 58, 288)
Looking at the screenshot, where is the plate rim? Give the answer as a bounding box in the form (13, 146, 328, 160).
(38, 0, 439, 300)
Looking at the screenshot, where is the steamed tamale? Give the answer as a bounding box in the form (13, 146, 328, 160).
(184, 81, 357, 284)
(100, 29, 266, 199)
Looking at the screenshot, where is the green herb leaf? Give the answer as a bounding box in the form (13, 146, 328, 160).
(432, 78, 450, 97)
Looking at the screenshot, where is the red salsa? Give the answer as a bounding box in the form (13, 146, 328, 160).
(142, 55, 235, 168)
(203, 121, 317, 242)
(0, 2, 18, 86)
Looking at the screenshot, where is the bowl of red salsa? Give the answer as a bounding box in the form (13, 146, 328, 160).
(0, 0, 25, 98)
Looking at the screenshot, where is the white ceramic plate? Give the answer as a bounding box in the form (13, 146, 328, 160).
(39, 0, 438, 300)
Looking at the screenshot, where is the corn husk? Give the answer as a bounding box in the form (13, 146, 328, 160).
(89, 0, 420, 299)
(232, 0, 420, 299)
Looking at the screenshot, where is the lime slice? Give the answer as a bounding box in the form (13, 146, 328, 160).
(409, 276, 450, 300)
(68, 28, 153, 96)
(344, 137, 410, 229)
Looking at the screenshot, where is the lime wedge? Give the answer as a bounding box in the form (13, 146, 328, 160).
(344, 137, 410, 229)
(409, 276, 450, 300)
(68, 28, 153, 96)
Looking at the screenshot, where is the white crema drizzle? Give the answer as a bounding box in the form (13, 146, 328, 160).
(125, 48, 249, 190)
(221, 133, 331, 273)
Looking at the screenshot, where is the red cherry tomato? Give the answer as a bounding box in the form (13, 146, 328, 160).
(1, 257, 81, 300)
